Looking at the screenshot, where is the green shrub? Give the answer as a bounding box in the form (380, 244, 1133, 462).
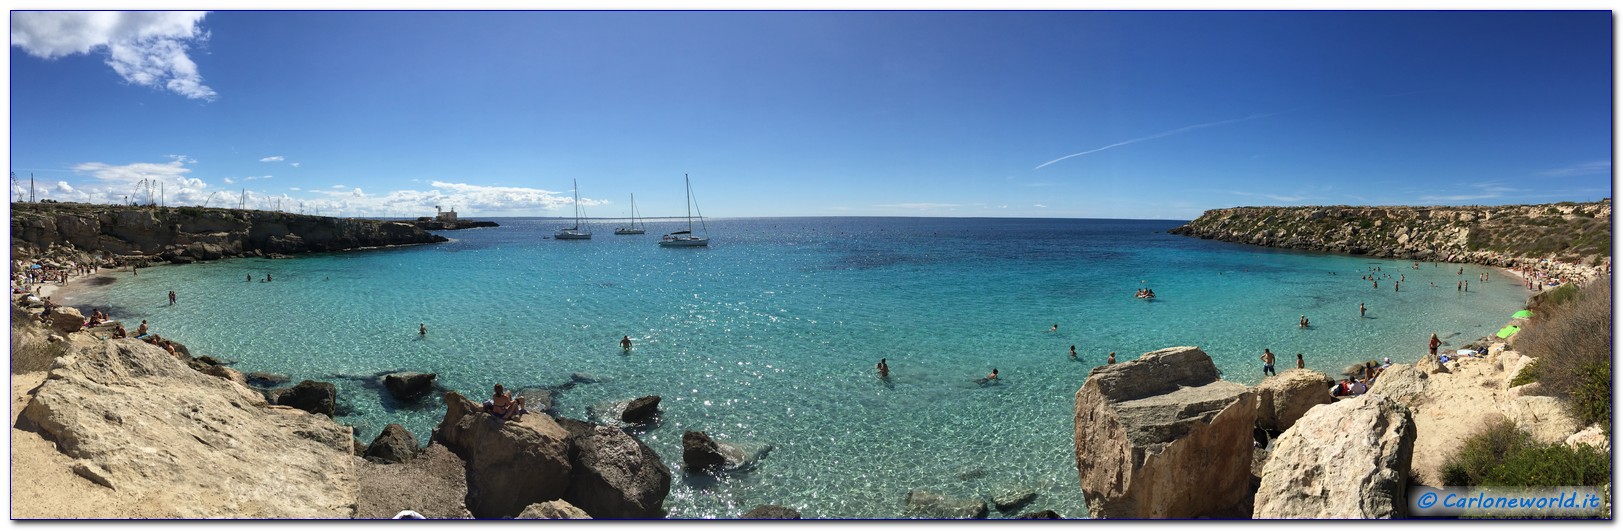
(1518, 277, 1612, 426)
(1442, 418, 1610, 487)
(1509, 359, 1540, 387)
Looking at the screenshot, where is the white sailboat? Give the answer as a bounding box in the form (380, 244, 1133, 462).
(555, 179, 591, 240)
(659, 174, 709, 247)
(614, 193, 646, 235)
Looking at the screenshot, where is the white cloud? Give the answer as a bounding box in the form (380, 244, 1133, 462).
(65, 157, 210, 205)
(223, 177, 234, 184)
(11, 12, 216, 101)
(290, 162, 301, 168)
(1229, 190, 1307, 202)
(1033, 204, 1048, 208)
(259, 155, 284, 162)
(331, 184, 346, 189)
(244, 175, 272, 181)
(289, 187, 301, 191)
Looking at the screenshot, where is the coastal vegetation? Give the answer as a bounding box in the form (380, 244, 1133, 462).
(1514, 277, 1612, 426)
(1440, 418, 1608, 487)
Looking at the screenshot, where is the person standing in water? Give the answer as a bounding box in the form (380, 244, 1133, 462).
(419, 323, 427, 336)
(1295, 353, 1305, 370)
(168, 290, 176, 305)
(877, 358, 889, 379)
(1107, 352, 1116, 364)
(1360, 302, 1367, 318)
(246, 273, 252, 282)
(620, 335, 633, 350)
(1050, 324, 1058, 333)
(1069, 345, 1077, 360)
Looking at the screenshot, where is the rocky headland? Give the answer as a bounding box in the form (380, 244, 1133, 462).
(10, 201, 451, 266)
(1169, 200, 1611, 272)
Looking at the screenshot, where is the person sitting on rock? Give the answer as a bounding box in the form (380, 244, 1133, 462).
(136, 320, 149, 337)
(482, 383, 527, 421)
(112, 323, 128, 339)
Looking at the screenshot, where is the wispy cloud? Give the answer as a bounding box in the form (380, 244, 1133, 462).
(11, 12, 216, 101)
(290, 162, 301, 168)
(1537, 160, 1610, 177)
(51, 157, 213, 205)
(1418, 181, 1520, 203)
(1035, 111, 1288, 170)
(1033, 204, 1048, 208)
(244, 175, 272, 181)
(259, 155, 284, 162)
(222, 177, 234, 184)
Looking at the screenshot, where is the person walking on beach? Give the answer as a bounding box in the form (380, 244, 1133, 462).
(419, 323, 427, 336)
(1428, 333, 1441, 356)
(1295, 353, 1305, 370)
(168, 290, 176, 305)
(1260, 349, 1277, 377)
(621, 335, 633, 351)
(877, 358, 890, 379)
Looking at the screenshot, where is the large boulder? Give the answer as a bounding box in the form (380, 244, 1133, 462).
(681, 430, 772, 473)
(1501, 396, 1580, 444)
(365, 424, 421, 464)
(17, 338, 355, 517)
(561, 421, 672, 518)
(1253, 394, 1415, 519)
(903, 489, 987, 519)
(1255, 369, 1335, 432)
(1073, 346, 1257, 519)
(267, 380, 337, 417)
(1368, 364, 1427, 406)
(48, 306, 85, 334)
(432, 391, 573, 518)
(620, 395, 661, 424)
(382, 371, 437, 400)
(517, 500, 592, 519)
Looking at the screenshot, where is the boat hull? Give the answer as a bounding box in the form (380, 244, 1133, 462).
(555, 231, 592, 240)
(658, 237, 709, 247)
(614, 228, 645, 235)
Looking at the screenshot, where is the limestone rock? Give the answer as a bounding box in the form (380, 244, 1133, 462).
(382, 371, 437, 400)
(1415, 355, 1450, 375)
(1566, 425, 1610, 453)
(681, 430, 771, 473)
(48, 306, 85, 334)
(1253, 394, 1415, 519)
(517, 500, 592, 519)
(1500, 396, 1580, 444)
(1016, 509, 1063, 519)
(620, 395, 660, 424)
(903, 489, 987, 519)
(267, 380, 337, 417)
(990, 487, 1037, 513)
(432, 391, 573, 518)
(742, 504, 801, 519)
(245, 371, 290, 388)
(562, 422, 672, 518)
(1506, 381, 1545, 398)
(1074, 346, 1257, 518)
(1368, 363, 1427, 406)
(203, 364, 251, 388)
(18, 338, 356, 517)
(1255, 369, 1334, 432)
(365, 424, 421, 464)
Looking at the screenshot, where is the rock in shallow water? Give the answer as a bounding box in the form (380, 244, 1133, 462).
(382, 371, 436, 400)
(365, 423, 420, 464)
(267, 380, 338, 417)
(743, 504, 801, 519)
(903, 489, 987, 519)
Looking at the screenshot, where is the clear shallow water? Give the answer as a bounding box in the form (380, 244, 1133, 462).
(62, 217, 1528, 518)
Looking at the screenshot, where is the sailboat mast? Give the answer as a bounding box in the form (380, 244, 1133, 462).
(685, 173, 693, 232)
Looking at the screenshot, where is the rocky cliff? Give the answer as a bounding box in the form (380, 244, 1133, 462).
(1169, 200, 1611, 266)
(10, 201, 449, 263)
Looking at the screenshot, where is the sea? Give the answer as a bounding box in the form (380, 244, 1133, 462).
(57, 217, 1531, 518)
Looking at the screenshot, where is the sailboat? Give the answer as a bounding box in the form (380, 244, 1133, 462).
(658, 174, 709, 247)
(614, 193, 646, 235)
(554, 179, 591, 240)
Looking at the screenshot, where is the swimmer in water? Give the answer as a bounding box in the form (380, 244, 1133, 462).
(877, 358, 890, 379)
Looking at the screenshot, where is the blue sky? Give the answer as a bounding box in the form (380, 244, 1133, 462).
(8, 10, 1614, 219)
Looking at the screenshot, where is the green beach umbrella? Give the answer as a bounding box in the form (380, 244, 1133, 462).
(1495, 325, 1521, 339)
(1512, 310, 1534, 319)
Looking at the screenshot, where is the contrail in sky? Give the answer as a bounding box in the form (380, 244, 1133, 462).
(1034, 111, 1287, 170)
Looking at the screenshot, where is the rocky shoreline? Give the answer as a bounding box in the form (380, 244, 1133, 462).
(1168, 201, 1611, 274)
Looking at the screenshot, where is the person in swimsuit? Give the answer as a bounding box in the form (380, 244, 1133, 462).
(483, 384, 528, 421)
(621, 335, 633, 350)
(877, 358, 889, 379)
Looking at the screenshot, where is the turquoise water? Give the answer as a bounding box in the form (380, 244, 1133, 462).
(60, 217, 1529, 518)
